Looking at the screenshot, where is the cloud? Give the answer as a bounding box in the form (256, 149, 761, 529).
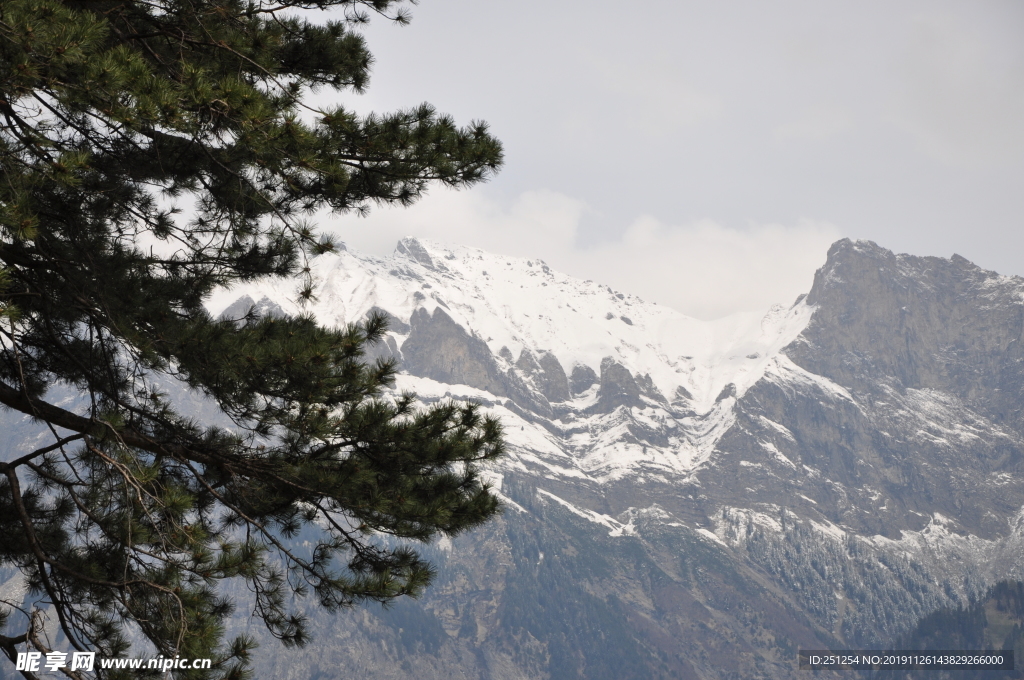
(321, 188, 584, 260)
(323, 189, 841, 320)
(592, 216, 841, 319)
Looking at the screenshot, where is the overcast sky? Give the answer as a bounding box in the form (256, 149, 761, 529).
(317, 0, 1024, 320)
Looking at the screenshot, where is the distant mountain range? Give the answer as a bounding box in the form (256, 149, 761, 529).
(5, 237, 1024, 679)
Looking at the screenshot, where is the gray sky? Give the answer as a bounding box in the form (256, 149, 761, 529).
(319, 0, 1024, 320)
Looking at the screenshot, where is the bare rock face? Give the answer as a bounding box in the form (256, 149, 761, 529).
(401, 307, 509, 397)
(536, 352, 571, 403)
(400, 308, 553, 417)
(594, 357, 643, 413)
(517, 350, 572, 404)
(635, 372, 668, 405)
(569, 363, 598, 395)
(795, 239, 1024, 430)
(396, 237, 438, 269)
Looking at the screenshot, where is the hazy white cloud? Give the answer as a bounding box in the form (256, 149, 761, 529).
(324, 189, 840, 320)
(322, 188, 586, 261)
(569, 216, 840, 320)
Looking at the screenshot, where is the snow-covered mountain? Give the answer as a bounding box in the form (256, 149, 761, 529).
(208, 237, 1024, 680)
(213, 236, 815, 484)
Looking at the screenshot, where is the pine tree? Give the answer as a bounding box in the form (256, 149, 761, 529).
(0, 1, 504, 677)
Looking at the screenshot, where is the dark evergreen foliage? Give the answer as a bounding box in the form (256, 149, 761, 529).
(0, 1, 504, 677)
(876, 580, 1024, 680)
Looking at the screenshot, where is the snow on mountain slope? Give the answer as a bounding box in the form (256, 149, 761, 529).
(210, 237, 815, 481)
(212, 237, 813, 408)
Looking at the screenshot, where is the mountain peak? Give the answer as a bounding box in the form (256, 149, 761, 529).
(792, 238, 1024, 427)
(395, 236, 438, 269)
